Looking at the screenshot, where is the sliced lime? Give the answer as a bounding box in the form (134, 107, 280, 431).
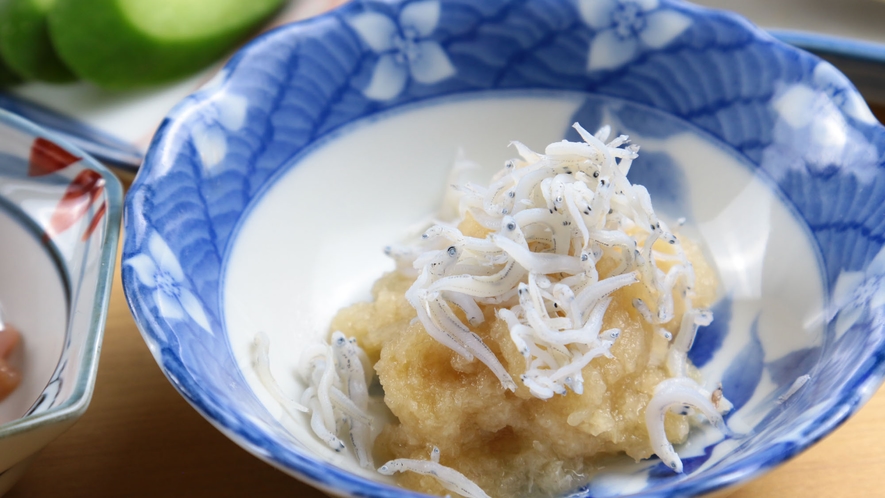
(48, 0, 286, 89)
(0, 0, 76, 83)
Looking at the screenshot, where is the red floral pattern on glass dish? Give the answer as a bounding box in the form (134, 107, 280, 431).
(0, 108, 122, 495)
(26, 137, 106, 243)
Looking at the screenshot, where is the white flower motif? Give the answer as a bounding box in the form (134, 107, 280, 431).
(347, 1, 456, 100)
(578, 0, 691, 71)
(192, 124, 227, 171)
(190, 94, 249, 172)
(763, 82, 878, 183)
(127, 232, 213, 334)
(812, 61, 877, 125)
(830, 245, 885, 340)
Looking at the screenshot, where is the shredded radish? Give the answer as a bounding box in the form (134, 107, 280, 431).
(288, 124, 734, 487)
(389, 123, 732, 473)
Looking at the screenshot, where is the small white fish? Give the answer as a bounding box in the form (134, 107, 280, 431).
(646, 378, 732, 473)
(378, 447, 491, 498)
(250, 332, 308, 417)
(777, 375, 811, 404)
(384, 124, 717, 477)
(298, 334, 375, 469)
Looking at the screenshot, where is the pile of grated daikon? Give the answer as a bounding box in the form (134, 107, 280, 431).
(281, 123, 733, 497)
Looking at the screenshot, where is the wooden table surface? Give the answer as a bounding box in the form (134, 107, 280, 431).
(6, 114, 885, 498)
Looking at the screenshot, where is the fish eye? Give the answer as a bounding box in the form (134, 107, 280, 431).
(447, 246, 457, 256)
(506, 222, 516, 231)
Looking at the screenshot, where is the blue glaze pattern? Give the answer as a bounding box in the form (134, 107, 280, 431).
(123, 1, 885, 496)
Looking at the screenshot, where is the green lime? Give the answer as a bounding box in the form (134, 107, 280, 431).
(48, 0, 286, 89)
(0, 0, 76, 83)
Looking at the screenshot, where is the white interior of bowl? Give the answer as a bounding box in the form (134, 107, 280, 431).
(0, 209, 66, 424)
(223, 93, 826, 486)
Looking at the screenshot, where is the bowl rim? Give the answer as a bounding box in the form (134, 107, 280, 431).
(123, 0, 885, 496)
(0, 108, 123, 439)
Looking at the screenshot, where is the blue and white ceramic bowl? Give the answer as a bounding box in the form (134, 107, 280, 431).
(0, 109, 121, 494)
(123, 0, 885, 496)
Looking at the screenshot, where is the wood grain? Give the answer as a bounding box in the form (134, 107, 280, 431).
(7, 106, 885, 498)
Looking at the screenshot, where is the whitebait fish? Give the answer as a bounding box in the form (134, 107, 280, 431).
(392, 122, 715, 396)
(378, 447, 491, 498)
(312, 123, 729, 497)
(777, 374, 811, 404)
(298, 332, 374, 468)
(646, 378, 732, 473)
(250, 332, 308, 418)
(381, 123, 729, 474)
